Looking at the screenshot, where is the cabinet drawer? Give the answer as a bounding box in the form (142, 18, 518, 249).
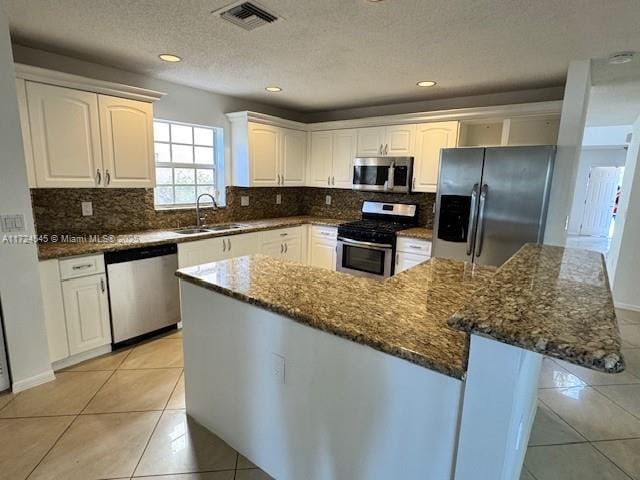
(396, 238, 431, 256)
(261, 226, 303, 243)
(59, 254, 105, 280)
(311, 225, 337, 240)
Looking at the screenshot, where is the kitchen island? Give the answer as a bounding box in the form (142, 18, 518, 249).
(176, 244, 623, 480)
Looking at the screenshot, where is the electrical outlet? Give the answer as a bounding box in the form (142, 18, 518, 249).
(270, 353, 286, 385)
(276, 194, 282, 205)
(325, 195, 332, 206)
(241, 196, 250, 207)
(0, 214, 25, 232)
(81, 201, 93, 216)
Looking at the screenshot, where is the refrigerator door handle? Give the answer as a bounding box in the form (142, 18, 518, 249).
(466, 183, 480, 256)
(475, 184, 488, 257)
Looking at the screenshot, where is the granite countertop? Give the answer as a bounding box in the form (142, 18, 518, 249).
(396, 228, 433, 241)
(449, 244, 624, 373)
(36, 216, 348, 260)
(176, 254, 496, 379)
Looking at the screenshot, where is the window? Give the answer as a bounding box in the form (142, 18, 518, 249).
(153, 120, 223, 207)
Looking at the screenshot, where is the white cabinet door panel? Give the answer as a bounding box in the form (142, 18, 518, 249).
(308, 131, 333, 187)
(310, 237, 336, 270)
(27, 82, 102, 187)
(395, 252, 429, 274)
(39, 259, 69, 362)
(331, 129, 357, 189)
(249, 123, 280, 186)
(357, 126, 385, 156)
(178, 237, 229, 268)
(226, 232, 260, 258)
(385, 124, 416, 156)
(63, 274, 111, 355)
(281, 129, 306, 186)
(99, 95, 154, 188)
(413, 122, 459, 192)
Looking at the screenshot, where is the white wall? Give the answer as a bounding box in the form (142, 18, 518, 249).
(544, 60, 592, 245)
(582, 125, 632, 147)
(0, 5, 53, 390)
(567, 147, 627, 234)
(609, 114, 640, 309)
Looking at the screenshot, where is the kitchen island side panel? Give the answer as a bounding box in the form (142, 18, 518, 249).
(180, 282, 464, 480)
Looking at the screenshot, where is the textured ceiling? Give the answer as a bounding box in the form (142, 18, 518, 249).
(587, 58, 640, 126)
(5, 0, 640, 112)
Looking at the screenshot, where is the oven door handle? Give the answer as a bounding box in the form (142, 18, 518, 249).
(338, 237, 393, 249)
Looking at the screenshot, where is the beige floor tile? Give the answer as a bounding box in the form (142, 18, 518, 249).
(133, 473, 234, 480)
(596, 384, 640, 419)
(594, 439, 640, 479)
(557, 359, 640, 386)
(237, 454, 258, 469)
(235, 469, 275, 480)
(166, 373, 186, 410)
(525, 444, 630, 480)
(0, 371, 111, 418)
(529, 402, 585, 446)
(539, 386, 640, 441)
(538, 358, 586, 389)
(617, 309, 640, 326)
(29, 411, 160, 480)
(520, 469, 536, 480)
(0, 416, 74, 480)
(623, 349, 640, 378)
(134, 410, 237, 476)
(83, 368, 182, 414)
(0, 391, 14, 411)
(63, 348, 131, 372)
(120, 339, 183, 369)
(621, 325, 640, 348)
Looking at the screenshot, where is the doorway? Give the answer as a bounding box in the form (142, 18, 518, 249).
(579, 166, 624, 238)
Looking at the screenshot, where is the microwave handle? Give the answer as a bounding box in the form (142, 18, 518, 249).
(386, 161, 395, 190)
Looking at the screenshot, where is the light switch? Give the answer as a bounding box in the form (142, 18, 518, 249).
(325, 195, 332, 206)
(241, 196, 250, 207)
(270, 353, 286, 385)
(81, 201, 93, 216)
(276, 194, 282, 205)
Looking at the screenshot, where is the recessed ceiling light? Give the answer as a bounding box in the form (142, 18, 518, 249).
(609, 52, 635, 65)
(159, 54, 182, 63)
(265, 86, 282, 92)
(417, 80, 437, 87)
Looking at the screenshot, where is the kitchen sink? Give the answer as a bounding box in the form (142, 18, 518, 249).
(173, 224, 247, 235)
(205, 223, 247, 231)
(173, 228, 211, 235)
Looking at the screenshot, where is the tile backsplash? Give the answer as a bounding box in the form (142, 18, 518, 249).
(31, 187, 435, 235)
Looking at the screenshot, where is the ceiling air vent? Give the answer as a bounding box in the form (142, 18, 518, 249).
(219, 2, 278, 31)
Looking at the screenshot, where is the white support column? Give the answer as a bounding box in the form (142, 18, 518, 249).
(455, 335, 542, 480)
(544, 60, 592, 246)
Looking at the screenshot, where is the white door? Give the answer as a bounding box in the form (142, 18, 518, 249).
(395, 252, 428, 274)
(98, 95, 155, 188)
(281, 128, 306, 186)
(310, 237, 337, 270)
(308, 131, 333, 187)
(331, 129, 357, 188)
(62, 274, 111, 355)
(282, 237, 303, 263)
(580, 166, 621, 237)
(177, 237, 229, 268)
(249, 123, 280, 186)
(357, 126, 386, 156)
(384, 124, 416, 156)
(27, 82, 102, 187)
(413, 121, 459, 192)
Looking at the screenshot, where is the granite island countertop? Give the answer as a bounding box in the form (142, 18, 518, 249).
(396, 228, 433, 241)
(177, 254, 495, 379)
(448, 244, 625, 373)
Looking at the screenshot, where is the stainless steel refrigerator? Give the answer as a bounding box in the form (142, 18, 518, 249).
(432, 146, 555, 266)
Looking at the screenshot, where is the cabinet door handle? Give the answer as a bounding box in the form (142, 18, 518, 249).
(227, 238, 231, 251)
(331, 176, 335, 185)
(384, 144, 389, 155)
(409, 245, 422, 250)
(412, 177, 416, 190)
(328, 175, 331, 185)
(379, 144, 383, 155)
(280, 243, 284, 254)
(280, 232, 288, 237)
(96, 169, 102, 185)
(222, 239, 226, 252)
(105, 169, 111, 186)
(396, 253, 399, 265)
(100, 277, 105, 293)
(284, 243, 288, 253)
(72, 263, 93, 270)
(277, 174, 281, 185)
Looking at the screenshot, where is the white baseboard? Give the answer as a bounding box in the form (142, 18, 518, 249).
(12, 369, 56, 393)
(51, 344, 112, 371)
(616, 302, 640, 312)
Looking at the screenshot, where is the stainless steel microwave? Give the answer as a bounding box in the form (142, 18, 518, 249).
(352, 157, 414, 193)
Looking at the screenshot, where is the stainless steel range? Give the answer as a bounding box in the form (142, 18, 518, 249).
(337, 201, 418, 279)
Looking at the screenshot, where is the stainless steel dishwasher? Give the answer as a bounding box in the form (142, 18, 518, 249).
(105, 243, 180, 346)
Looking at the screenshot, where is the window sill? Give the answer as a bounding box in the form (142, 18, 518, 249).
(154, 204, 227, 211)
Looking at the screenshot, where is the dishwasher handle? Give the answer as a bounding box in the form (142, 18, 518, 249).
(104, 243, 178, 265)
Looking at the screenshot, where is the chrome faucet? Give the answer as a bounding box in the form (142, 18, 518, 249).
(196, 193, 218, 228)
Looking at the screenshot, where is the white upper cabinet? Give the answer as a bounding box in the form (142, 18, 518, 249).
(356, 126, 386, 156)
(308, 129, 356, 188)
(281, 128, 307, 185)
(23, 80, 158, 188)
(27, 82, 103, 188)
(357, 125, 415, 156)
(308, 131, 333, 187)
(412, 121, 459, 192)
(249, 123, 280, 186)
(98, 95, 154, 188)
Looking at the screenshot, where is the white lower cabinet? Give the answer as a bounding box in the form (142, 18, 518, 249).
(395, 251, 428, 274)
(309, 226, 337, 271)
(395, 237, 432, 274)
(260, 226, 305, 263)
(62, 273, 111, 355)
(177, 232, 261, 268)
